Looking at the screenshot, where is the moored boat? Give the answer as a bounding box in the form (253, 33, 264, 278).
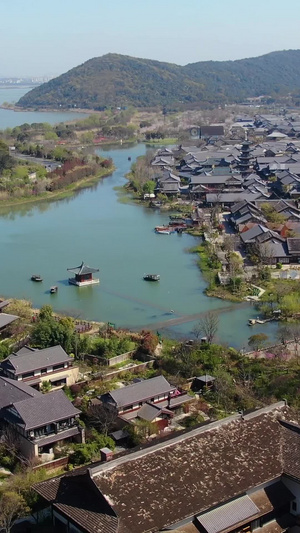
(143, 274, 160, 281)
(155, 229, 172, 234)
(50, 286, 58, 294)
(31, 274, 43, 282)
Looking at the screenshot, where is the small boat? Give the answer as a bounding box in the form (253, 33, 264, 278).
(50, 286, 58, 294)
(128, 156, 131, 161)
(143, 274, 160, 281)
(31, 275, 43, 282)
(156, 229, 172, 235)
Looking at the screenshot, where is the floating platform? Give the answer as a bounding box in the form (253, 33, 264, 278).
(68, 277, 100, 287)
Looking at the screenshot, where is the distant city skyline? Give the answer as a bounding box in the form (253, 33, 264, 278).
(1, 0, 300, 77)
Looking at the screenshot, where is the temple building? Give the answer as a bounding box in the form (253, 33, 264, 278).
(67, 261, 99, 286)
(238, 139, 253, 176)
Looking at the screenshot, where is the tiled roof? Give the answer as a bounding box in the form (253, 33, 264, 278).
(287, 238, 300, 254)
(34, 472, 120, 533)
(67, 261, 99, 275)
(137, 402, 163, 422)
(105, 375, 175, 409)
(12, 389, 80, 430)
(0, 313, 19, 329)
(90, 403, 290, 532)
(1, 345, 72, 375)
(0, 376, 41, 409)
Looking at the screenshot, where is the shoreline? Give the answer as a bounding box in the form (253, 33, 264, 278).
(0, 167, 114, 210)
(0, 103, 96, 115)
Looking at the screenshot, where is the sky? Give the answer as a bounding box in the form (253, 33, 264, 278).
(1, 0, 300, 77)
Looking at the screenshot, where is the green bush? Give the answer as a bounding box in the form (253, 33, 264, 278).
(276, 262, 283, 269)
(70, 432, 115, 465)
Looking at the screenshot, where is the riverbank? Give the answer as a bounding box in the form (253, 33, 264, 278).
(0, 102, 92, 115)
(0, 166, 115, 209)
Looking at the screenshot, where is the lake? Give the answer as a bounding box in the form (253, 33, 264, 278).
(0, 141, 279, 349)
(0, 87, 87, 129)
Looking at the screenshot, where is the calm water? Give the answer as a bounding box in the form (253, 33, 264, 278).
(0, 142, 279, 348)
(0, 87, 87, 128)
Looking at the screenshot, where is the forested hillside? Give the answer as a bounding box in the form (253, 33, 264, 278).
(17, 50, 300, 110)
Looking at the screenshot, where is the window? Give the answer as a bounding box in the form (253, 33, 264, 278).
(53, 363, 65, 371)
(41, 368, 47, 375)
(51, 378, 67, 387)
(22, 371, 34, 379)
(292, 501, 297, 512)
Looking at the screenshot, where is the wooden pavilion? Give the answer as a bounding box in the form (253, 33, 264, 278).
(67, 262, 100, 287)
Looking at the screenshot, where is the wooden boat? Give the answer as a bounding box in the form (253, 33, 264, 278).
(31, 274, 43, 282)
(143, 274, 160, 281)
(50, 286, 58, 294)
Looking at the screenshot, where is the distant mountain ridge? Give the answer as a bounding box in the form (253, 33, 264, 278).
(17, 50, 300, 110)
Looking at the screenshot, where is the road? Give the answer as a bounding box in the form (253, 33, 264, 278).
(11, 152, 60, 170)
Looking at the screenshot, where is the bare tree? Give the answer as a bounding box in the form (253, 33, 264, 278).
(194, 311, 219, 344)
(87, 404, 118, 435)
(276, 325, 291, 346)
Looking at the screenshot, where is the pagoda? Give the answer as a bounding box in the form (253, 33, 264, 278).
(238, 135, 253, 176)
(67, 262, 99, 286)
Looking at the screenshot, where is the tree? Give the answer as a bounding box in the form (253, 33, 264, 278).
(0, 491, 29, 533)
(248, 333, 269, 351)
(31, 313, 75, 352)
(39, 304, 53, 321)
(276, 325, 291, 346)
(40, 380, 52, 393)
(87, 404, 118, 435)
(261, 203, 286, 224)
(142, 180, 155, 195)
(194, 311, 219, 343)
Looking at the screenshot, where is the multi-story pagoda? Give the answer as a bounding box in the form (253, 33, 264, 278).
(67, 261, 99, 286)
(238, 137, 253, 176)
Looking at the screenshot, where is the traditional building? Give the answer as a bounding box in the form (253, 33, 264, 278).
(0, 377, 82, 461)
(0, 345, 79, 390)
(33, 402, 300, 532)
(68, 261, 99, 286)
(238, 140, 253, 176)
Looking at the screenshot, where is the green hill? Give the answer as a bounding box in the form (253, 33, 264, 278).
(17, 50, 300, 110)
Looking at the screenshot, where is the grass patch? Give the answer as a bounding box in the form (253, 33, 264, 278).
(144, 137, 178, 145)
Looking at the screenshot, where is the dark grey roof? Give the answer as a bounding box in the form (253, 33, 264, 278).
(67, 261, 99, 275)
(196, 495, 259, 533)
(0, 376, 41, 409)
(207, 193, 262, 204)
(258, 241, 288, 259)
(35, 426, 80, 446)
(0, 300, 10, 310)
(15, 346, 36, 355)
(105, 375, 175, 409)
(110, 429, 129, 441)
(34, 472, 119, 533)
(240, 224, 269, 243)
(137, 402, 163, 422)
(0, 313, 19, 329)
(287, 238, 300, 254)
(200, 126, 224, 136)
(190, 175, 242, 185)
(1, 345, 72, 375)
(12, 389, 80, 430)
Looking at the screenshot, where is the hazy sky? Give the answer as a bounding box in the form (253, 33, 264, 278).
(1, 0, 300, 77)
